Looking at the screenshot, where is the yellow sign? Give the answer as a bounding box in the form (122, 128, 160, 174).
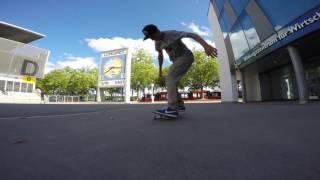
(103, 58, 123, 78)
(22, 76, 36, 83)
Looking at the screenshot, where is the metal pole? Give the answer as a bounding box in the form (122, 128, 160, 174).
(125, 48, 132, 103)
(151, 83, 154, 103)
(97, 52, 102, 102)
(240, 70, 247, 103)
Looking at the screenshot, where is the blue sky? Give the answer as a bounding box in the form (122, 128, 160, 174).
(1, 0, 214, 72)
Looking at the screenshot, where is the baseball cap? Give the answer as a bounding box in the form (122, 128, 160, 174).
(142, 24, 159, 40)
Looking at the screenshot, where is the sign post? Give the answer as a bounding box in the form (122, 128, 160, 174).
(97, 48, 131, 103)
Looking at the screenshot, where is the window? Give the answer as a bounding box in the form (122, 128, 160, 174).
(21, 83, 27, 93)
(229, 0, 248, 16)
(257, 0, 320, 31)
(229, 22, 250, 60)
(219, 10, 232, 38)
(14, 82, 20, 92)
(6, 81, 13, 91)
(0, 80, 5, 92)
(27, 83, 33, 93)
(239, 14, 260, 49)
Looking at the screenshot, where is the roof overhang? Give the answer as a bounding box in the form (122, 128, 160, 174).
(0, 21, 46, 44)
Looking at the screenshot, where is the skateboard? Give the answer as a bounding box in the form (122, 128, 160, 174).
(152, 111, 179, 120)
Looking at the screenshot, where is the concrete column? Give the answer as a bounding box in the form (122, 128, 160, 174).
(208, 3, 238, 102)
(287, 45, 308, 104)
(96, 87, 101, 102)
(99, 89, 104, 102)
(240, 70, 247, 103)
(4, 80, 7, 92)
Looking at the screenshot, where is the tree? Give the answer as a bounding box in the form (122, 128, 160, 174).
(37, 68, 70, 95)
(37, 67, 98, 96)
(154, 67, 169, 90)
(184, 50, 219, 98)
(131, 49, 157, 98)
(67, 68, 97, 95)
(152, 50, 219, 97)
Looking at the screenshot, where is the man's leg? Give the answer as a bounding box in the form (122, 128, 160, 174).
(166, 55, 194, 109)
(176, 88, 184, 106)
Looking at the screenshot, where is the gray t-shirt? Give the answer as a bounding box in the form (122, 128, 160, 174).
(155, 30, 192, 60)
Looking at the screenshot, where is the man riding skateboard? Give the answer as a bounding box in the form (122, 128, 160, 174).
(142, 24, 217, 118)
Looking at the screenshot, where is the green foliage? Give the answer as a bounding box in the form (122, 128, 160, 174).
(37, 49, 219, 97)
(154, 67, 169, 88)
(185, 50, 219, 90)
(131, 49, 157, 93)
(37, 67, 97, 95)
(152, 50, 219, 92)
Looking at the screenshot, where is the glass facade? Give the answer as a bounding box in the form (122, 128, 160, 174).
(229, 13, 260, 60)
(239, 14, 260, 49)
(256, 0, 320, 31)
(209, 0, 320, 102)
(213, 0, 320, 62)
(214, 0, 260, 60)
(229, 0, 248, 16)
(229, 23, 250, 60)
(215, 0, 225, 13)
(219, 10, 232, 38)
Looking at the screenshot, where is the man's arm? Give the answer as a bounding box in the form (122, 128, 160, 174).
(158, 50, 163, 77)
(186, 33, 217, 58)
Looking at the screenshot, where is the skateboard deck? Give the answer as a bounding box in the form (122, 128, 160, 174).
(152, 111, 179, 120)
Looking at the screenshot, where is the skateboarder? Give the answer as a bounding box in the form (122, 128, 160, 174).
(142, 24, 217, 118)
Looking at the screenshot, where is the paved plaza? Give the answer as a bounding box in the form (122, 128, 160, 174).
(0, 103, 320, 180)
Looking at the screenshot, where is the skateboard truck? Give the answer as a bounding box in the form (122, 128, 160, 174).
(152, 112, 179, 120)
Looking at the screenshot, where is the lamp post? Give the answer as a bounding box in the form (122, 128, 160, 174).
(151, 83, 154, 103)
(137, 81, 140, 101)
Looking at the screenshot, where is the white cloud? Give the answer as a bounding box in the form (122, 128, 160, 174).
(85, 36, 215, 60)
(229, 29, 250, 60)
(181, 22, 212, 37)
(182, 38, 215, 51)
(45, 61, 58, 74)
(57, 56, 97, 69)
(63, 52, 74, 57)
(45, 55, 97, 74)
(86, 37, 153, 55)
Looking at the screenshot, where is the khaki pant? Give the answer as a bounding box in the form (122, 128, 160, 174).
(166, 54, 194, 109)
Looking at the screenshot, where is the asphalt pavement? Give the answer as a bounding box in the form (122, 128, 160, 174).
(0, 102, 320, 180)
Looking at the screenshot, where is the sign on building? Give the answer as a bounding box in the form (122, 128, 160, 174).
(0, 37, 49, 78)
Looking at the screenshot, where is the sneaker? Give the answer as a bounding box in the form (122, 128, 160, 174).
(154, 107, 178, 117)
(177, 105, 186, 112)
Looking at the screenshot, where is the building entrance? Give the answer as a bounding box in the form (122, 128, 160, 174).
(305, 60, 320, 100)
(260, 65, 298, 101)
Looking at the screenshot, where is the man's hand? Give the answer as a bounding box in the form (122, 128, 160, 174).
(204, 44, 218, 58)
(186, 33, 218, 58)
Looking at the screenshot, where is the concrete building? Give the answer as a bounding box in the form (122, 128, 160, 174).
(0, 21, 50, 103)
(208, 0, 320, 103)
